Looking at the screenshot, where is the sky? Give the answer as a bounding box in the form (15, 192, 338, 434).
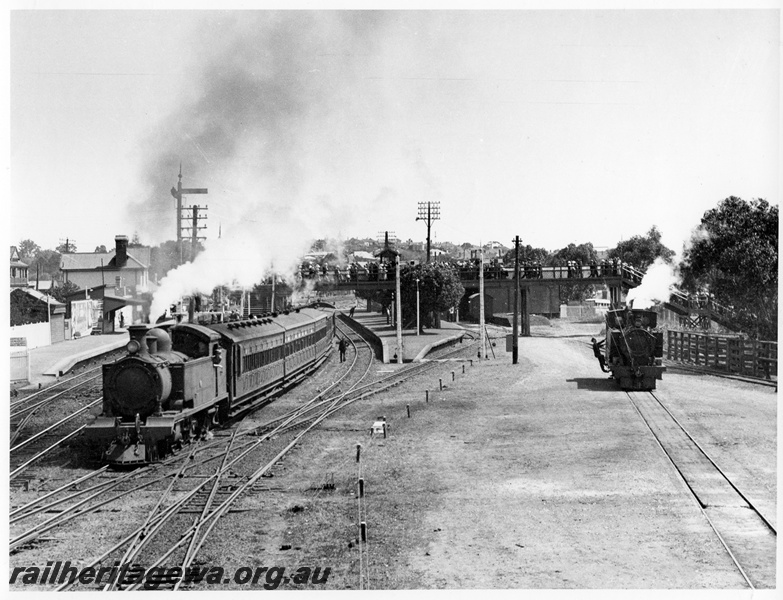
(8, 5, 780, 268)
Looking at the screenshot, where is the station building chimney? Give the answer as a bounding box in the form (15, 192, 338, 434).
(115, 235, 129, 268)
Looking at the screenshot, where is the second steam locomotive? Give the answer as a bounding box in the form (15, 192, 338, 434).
(603, 307, 665, 390)
(86, 308, 334, 465)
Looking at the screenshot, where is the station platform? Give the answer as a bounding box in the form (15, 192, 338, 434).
(11, 310, 466, 393)
(342, 307, 466, 363)
(12, 332, 128, 392)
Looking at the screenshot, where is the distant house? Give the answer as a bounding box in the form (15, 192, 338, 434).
(60, 235, 150, 295)
(10, 246, 28, 288)
(32, 279, 55, 292)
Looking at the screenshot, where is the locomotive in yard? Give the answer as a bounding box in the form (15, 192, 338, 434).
(86, 308, 334, 465)
(603, 307, 665, 390)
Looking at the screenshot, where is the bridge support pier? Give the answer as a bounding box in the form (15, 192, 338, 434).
(609, 286, 622, 308)
(521, 288, 530, 337)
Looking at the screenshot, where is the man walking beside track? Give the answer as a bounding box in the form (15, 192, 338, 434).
(338, 337, 347, 362)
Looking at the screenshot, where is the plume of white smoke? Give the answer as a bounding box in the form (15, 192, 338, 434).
(149, 210, 313, 319)
(133, 13, 394, 318)
(288, 279, 320, 308)
(626, 258, 679, 309)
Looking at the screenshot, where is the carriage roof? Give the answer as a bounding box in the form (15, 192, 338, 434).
(207, 308, 328, 343)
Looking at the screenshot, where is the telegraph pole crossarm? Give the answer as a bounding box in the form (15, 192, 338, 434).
(416, 201, 441, 263)
(170, 165, 208, 266)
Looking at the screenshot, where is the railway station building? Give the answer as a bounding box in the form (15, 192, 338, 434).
(60, 235, 151, 296)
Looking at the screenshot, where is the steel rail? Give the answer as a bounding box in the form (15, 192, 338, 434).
(31, 318, 477, 589)
(102, 445, 204, 591)
(10, 425, 87, 480)
(9, 366, 103, 411)
(10, 398, 102, 453)
(625, 391, 759, 589)
(10, 374, 101, 420)
(649, 390, 776, 534)
(122, 386, 356, 592)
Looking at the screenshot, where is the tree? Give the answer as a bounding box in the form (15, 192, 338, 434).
(10, 290, 47, 326)
(129, 232, 143, 247)
(51, 280, 80, 303)
(549, 242, 596, 266)
(94, 245, 108, 253)
(399, 262, 465, 331)
(501, 244, 550, 265)
(608, 225, 674, 271)
(17, 239, 41, 260)
(549, 242, 597, 303)
(28, 249, 62, 282)
(680, 197, 777, 339)
(56, 240, 77, 254)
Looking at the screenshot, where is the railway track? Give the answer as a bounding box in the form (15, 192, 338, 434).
(10, 364, 104, 413)
(10, 394, 104, 480)
(626, 390, 776, 589)
(11, 318, 480, 590)
(10, 376, 103, 448)
(10, 361, 114, 480)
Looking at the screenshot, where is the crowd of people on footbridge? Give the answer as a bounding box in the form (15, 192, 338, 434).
(454, 257, 631, 281)
(298, 260, 397, 283)
(296, 257, 643, 284)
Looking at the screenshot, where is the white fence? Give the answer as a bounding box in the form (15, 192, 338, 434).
(10, 322, 51, 350)
(560, 304, 605, 320)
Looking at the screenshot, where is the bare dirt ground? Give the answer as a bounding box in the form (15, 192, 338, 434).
(9, 317, 776, 591)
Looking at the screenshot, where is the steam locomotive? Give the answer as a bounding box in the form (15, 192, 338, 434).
(85, 308, 334, 465)
(604, 307, 665, 390)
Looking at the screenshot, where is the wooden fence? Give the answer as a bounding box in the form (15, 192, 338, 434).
(666, 330, 777, 380)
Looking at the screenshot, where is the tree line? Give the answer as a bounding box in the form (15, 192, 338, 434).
(351, 197, 777, 340)
(14, 196, 777, 339)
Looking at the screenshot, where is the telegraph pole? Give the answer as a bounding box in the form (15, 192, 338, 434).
(170, 165, 208, 265)
(512, 235, 520, 364)
(416, 201, 440, 262)
(395, 257, 403, 364)
(479, 246, 486, 360)
(58, 238, 76, 253)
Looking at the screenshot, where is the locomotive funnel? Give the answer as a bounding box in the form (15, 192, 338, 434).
(127, 325, 150, 355)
